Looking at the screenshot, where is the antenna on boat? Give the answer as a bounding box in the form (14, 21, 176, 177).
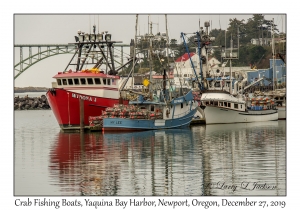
(89, 15, 91, 34)
(98, 15, 99, 33)
(157, 16, 159, 34)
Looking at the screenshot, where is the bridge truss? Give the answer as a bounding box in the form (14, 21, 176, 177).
(14, 44, 129, 79)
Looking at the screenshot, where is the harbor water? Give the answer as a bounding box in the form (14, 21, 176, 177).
(14, 109, 286, 196)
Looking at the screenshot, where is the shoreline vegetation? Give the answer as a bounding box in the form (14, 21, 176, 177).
(14, 86, 49, 93)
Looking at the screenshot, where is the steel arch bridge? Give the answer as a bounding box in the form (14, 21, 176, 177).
(14, 44, 129, 79)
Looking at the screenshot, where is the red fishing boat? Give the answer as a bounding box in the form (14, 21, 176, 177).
(46, 26, 136, 130)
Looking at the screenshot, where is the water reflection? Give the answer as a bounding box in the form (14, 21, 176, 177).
(49, 121, 285, 196)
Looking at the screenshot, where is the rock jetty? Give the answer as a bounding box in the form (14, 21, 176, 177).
(14, 94, 51, 110)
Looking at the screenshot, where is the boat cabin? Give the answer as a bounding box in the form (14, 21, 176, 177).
(52, 71, 119, 88)
(203, 99, 245, 111)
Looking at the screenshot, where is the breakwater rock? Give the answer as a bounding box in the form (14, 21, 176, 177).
(14, 95, 51, 110)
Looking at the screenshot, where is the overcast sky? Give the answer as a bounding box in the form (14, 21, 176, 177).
(14, 13, 286, 88)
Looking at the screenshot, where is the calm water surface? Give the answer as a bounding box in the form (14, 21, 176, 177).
(14, 110, 286, 196)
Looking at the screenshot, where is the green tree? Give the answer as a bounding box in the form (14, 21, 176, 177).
(226, 18, 246, 47)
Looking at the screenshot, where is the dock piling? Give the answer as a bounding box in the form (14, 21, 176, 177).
(80, 99, 84, 132)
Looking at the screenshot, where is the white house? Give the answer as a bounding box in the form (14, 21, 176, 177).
(250, 38, 272, 46)
(173, 52, 224, 84)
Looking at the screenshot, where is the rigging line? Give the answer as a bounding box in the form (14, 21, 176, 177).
(113, 47, 131, 57)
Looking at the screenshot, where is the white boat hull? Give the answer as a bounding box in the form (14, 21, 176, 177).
(277, 106, 286, 120)
(204, 106, 278, 124)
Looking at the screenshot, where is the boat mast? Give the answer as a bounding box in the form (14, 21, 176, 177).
(205, 22, 210, 78)
(196, 31, 203, 90)
(230, 33, 233, 94)
(272, 18, 275, 91)
(165, 14, 172, 99)
(132, 14, 138, 88)
(165, 15, 170, 71)
(149, 21, 153, 94)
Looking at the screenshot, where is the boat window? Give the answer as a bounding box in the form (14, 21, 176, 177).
(94, 78, 101, 84)
(62, 79, 67, 85)
(219, 102, 223, 106)
(103, 78, 106, 85)
(215, 82, 220, 87)
(74, 78, 79, 85)
(57, 79, 62, 86)
(87, 78, 94, 85)
(184, 74, 187, 77)
(181, 103, 183, 108)
(73, 78, 79, 85)
(241, 105, 243, 109)
(206, 101, 210, 105)
(107, 79, 111, 85)
(80, 78, 86, 85)
(224, 102, 227, 106)
(234, 103, 238, 109)
(228, 102, 231, 108)
(150, 105, 154, 111)
(214, 101, 218, 106)
(68, 79, 73, 85)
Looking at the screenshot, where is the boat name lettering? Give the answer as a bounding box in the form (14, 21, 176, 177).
(110, 121, 122, 124)
(72, 93, 96, 102)
(173, 99, 183, 103)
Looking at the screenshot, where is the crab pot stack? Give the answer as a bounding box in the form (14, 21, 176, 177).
(192, 91, 201, 106)
(148, 112, 163, 119)
(129, 110, 149, 119)
(89, 116, 103, 127)
(100, 104, 164, 120)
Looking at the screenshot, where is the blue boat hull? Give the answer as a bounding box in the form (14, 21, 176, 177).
(102, 109, 197, 131)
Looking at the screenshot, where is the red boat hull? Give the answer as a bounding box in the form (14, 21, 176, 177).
(46, 88, 128, 130)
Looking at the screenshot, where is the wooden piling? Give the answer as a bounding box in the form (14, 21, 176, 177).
(80, 99, 84, 132)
